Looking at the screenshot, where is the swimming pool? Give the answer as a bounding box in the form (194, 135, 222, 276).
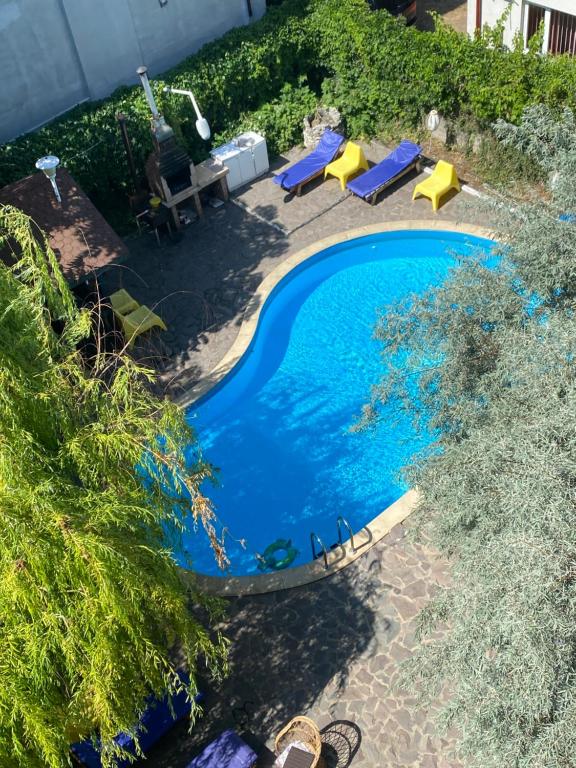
(182, 228, 493, 577)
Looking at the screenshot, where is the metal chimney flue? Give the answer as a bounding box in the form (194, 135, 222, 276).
(137, 65, 174, 145)
(138, 66, 196, 204)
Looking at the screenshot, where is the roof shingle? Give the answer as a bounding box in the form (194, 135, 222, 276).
(0, 169, 129, 286)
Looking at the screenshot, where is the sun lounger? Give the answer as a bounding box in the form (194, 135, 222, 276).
(186, 729, 257, 768)
(273, 130, 345, 195)
(71, 684, 203, 768)
(347, 140, 421, 204)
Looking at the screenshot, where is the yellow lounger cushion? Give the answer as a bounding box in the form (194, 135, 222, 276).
(119, 305, 167, 345)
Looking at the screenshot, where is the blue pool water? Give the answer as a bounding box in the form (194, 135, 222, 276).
(182, 230, 493, 576)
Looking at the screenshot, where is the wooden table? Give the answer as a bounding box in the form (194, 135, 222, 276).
(196, 158, 230, 203)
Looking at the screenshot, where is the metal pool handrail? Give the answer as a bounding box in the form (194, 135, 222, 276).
(337, 515, 355, 552)
(310, 532, 328, 569)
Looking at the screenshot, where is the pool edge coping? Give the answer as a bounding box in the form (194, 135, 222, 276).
(175, 221, 495, 410)
(178, 220, 495, 596)
(185, 488, 421, 597)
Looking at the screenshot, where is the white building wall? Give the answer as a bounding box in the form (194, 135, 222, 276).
(0, 0, 266, 144)
(468, 0, 576, 47)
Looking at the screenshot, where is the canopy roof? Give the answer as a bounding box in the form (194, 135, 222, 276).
(0, 168, 128, 286)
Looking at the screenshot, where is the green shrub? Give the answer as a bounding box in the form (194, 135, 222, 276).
(475, 131, 545, 189)
(311, 0, 576, 132)
(2, 0, 576, 225)
(213, 79, 318, 157)
(0, 0, 318, 218)
(369, 103, 576, 768)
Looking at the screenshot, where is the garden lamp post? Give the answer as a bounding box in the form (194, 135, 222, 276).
(35, 155, 62, 203)
(163, 86, 211, 140)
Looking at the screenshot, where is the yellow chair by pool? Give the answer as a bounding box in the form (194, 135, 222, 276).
(412, 160, 460, 211)
(324, 142, 369, 191)
(109, 289, 140, 316)
(119, 305, 167, 347)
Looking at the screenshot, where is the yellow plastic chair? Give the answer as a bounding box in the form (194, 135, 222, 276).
(412, 160, 460, 211)
(324, 142, 369, 190)
(119, 305, 167, 346)
(110, 289, 140, 316)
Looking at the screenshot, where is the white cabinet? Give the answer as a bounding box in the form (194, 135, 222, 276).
(210, 132, 269, 192)
(237, 131, 269, 177)
(209, 143, 243, 191)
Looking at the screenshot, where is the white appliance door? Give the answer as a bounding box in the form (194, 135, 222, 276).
(237, 145, 257, 186)
(236, 132, 270, 177)
(211, 144, 243, 191)
(250, 135, 270, 176)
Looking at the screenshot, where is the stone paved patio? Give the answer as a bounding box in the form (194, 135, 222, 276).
(143, 521, 459, 768)
(100, 139, 486, 400)
(99, 139, 491, 767)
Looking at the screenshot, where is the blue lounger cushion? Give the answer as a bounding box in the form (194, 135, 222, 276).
(71, 684, 203, 768)
(273, 129, 345, 192)
(186, 729, 257, 768)
(347, 140, 421, 201)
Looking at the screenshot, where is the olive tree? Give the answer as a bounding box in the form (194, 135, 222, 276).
(369, 105, 576, 767)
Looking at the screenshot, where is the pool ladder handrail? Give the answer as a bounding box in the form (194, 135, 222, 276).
(310, 516, 356, 570)
(310, 532, 328, 569)
(337, 515, 355, 552)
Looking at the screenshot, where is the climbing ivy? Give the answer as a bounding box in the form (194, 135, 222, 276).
(1, 0, 576, 223)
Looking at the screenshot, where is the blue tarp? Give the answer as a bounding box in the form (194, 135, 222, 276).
(71, 683, 203, 768)
(273, 129, 345, 191)
(347, 140, 421, 200)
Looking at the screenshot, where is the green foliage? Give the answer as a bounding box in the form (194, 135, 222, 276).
(213, 80, 318, 157)
(313, 0, 576, 135)
(475, 130, 545, 189)
(493, 103, 576, 172)
(0, 0, 318, 217)
(0, 206, 228, 767)
(368, 106, 576, 767)
(1, 0, 576, 224)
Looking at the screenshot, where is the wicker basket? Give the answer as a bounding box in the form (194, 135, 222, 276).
(274, 716, 323, 768)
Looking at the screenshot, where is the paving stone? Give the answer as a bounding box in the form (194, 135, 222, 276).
(389, 642, 415, 663)
(392, 707, 413, 730)
(112, 141, 483, 768)
(102, 138, 491, 398)
(139, 523, 463, 768)
(403, 580, 429, 600)
(389, 594, 421, 621)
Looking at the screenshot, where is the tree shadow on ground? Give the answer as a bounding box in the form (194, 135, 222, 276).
(97, 201, 289, 398)
(141, 564, 389, 768)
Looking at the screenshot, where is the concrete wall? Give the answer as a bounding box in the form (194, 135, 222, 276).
(0, 0, 89, 144)
(0, 0, 266, 143)
(468, 0, 576, 47)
